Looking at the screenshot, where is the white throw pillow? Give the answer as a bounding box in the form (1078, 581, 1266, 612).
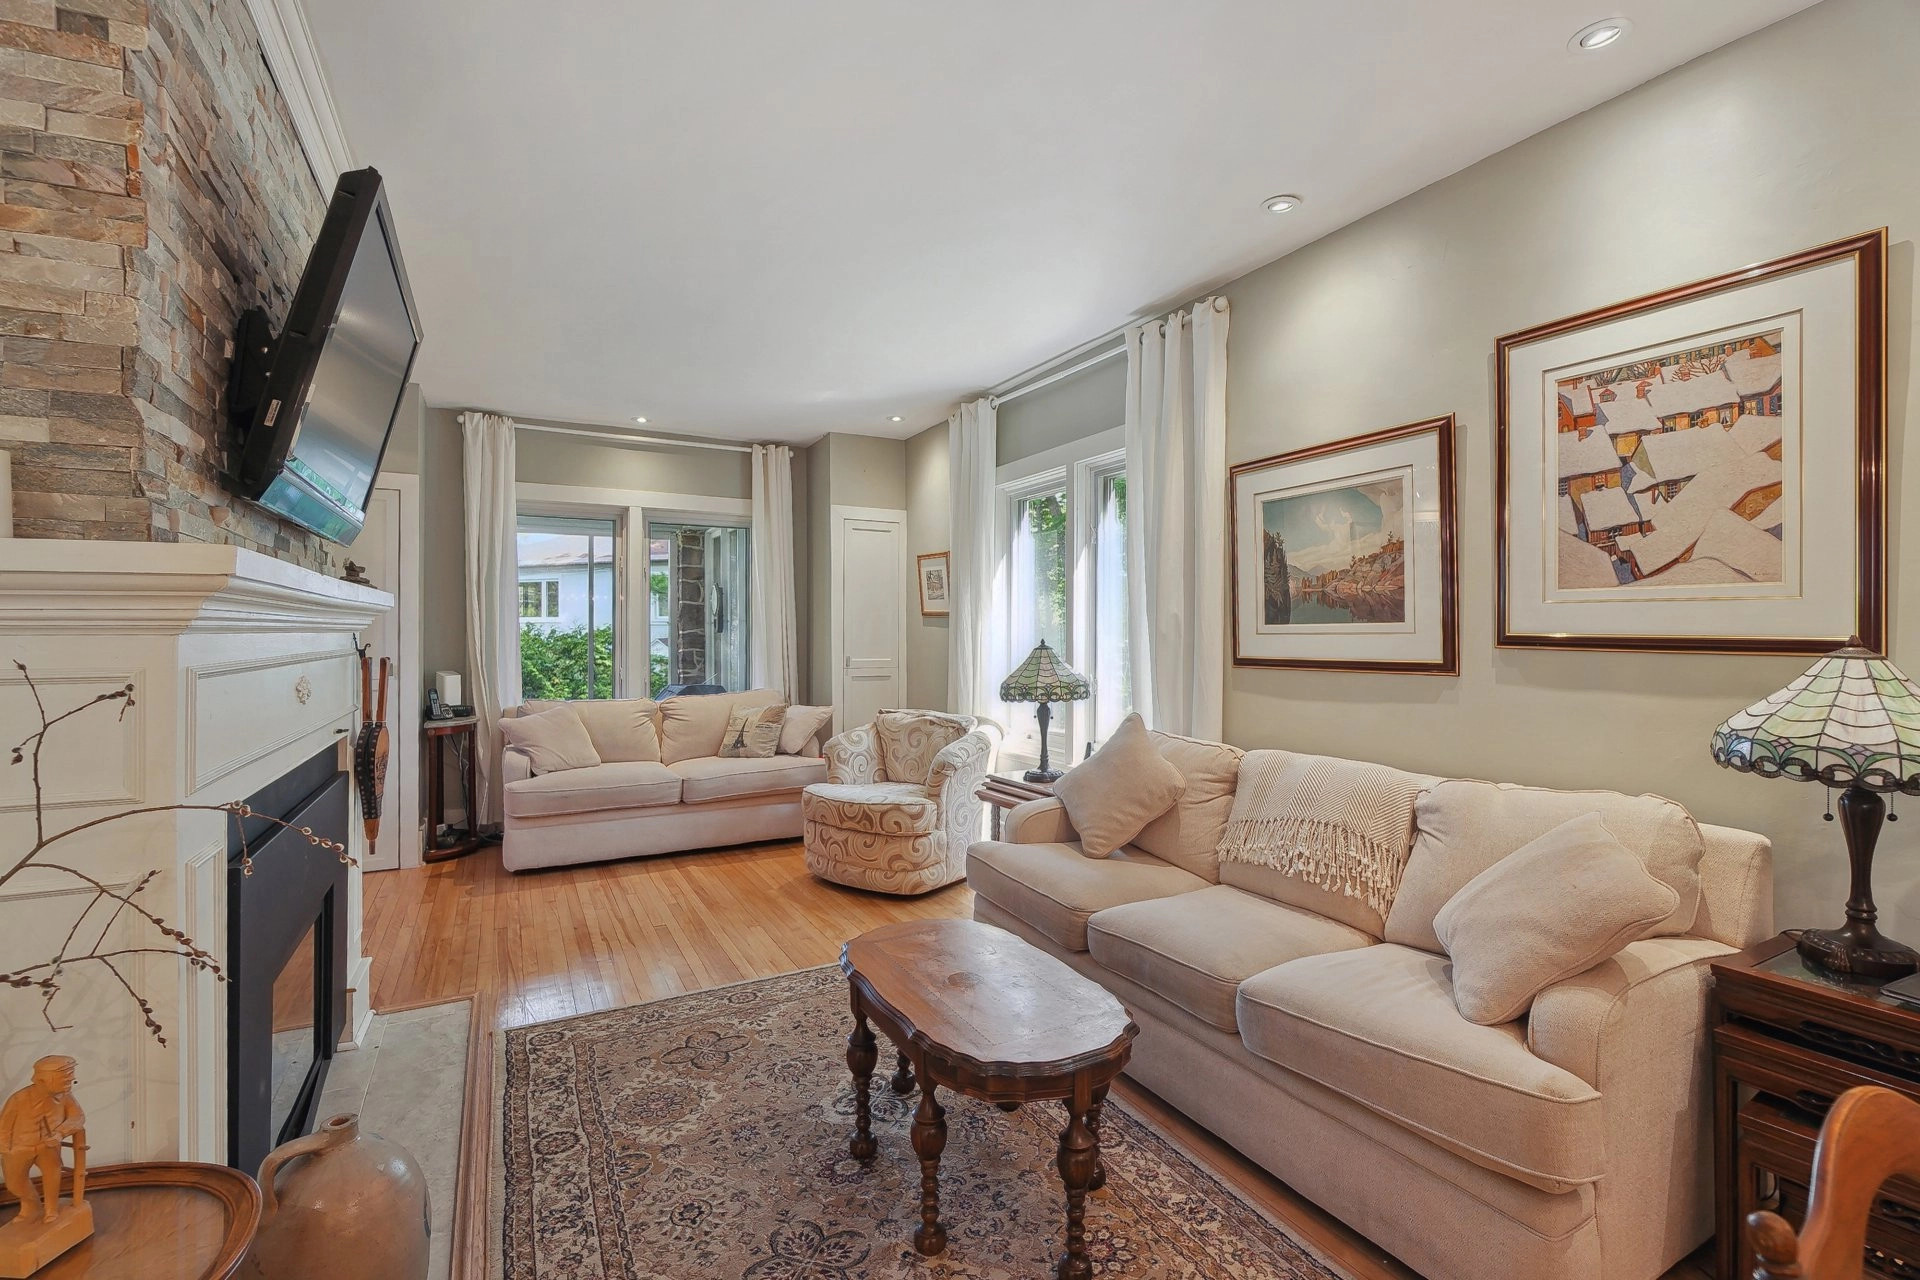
(1433, 812, 1679, 1025)
(778, 705, 835, 756)
(1051, 713, 1187, 859)
(500, 706, 602, 776)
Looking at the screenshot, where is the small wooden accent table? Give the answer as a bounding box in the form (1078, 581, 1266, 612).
(423, 716, 490, 862)
(1711, 932, 1920, 1279)
(840, 919, 1137, 1280)
(975, 772, 1055, 840)
(0, 1163, 260, 1280)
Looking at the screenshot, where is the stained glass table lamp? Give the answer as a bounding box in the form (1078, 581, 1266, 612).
(1711, 638, 1920, 981)
(999, 640, 1091, 784)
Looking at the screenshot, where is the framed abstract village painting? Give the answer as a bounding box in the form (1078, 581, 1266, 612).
(1230, 414, 1458, 674)
(1496, 229, 1886, 654)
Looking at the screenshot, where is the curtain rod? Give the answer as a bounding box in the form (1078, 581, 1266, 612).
(457, 412, 755, 455)
(986, 295, 1225, 408)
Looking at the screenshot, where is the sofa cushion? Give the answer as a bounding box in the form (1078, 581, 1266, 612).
(1219, 862, 1386, 938)
(779, 704, 836, 756)
(874, 709, 974, 786)
(668, 754, 826, 803)
(502, 761, 682, 818)
(523, 698, 661, 763)
(1435, 812, 1679, 1025)
(1087, 885, 1374, 1031)
(499, 706, 601, 775)
(802, 782, 939, 835)
(1236, 944, 1605, 1192)
(965, 839, 1207, 952)
(719, 702, 788, 759)
(1385, 780, 1704, 954)
(658, 689, 785, 764)
(1130, 731, 1245, 881)
(1053, 713, 1186, 858)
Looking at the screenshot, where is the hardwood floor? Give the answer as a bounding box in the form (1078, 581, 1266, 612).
(362, 840, 1716, 1280)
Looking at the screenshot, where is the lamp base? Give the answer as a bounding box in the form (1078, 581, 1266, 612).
(1023, 768, 1063, 785)
(1797, 924, 1920, 983)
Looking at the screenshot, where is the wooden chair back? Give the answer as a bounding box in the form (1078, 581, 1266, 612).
(1747, 1085, 1920, 1279)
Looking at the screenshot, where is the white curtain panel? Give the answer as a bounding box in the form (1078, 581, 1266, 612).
(947, 396, 1003, 718)
(1124, 298, 1229, 740)
(460, 411, 521, 827)
(749, 443, 800, 698)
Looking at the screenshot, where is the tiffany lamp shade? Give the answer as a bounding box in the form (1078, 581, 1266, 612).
(1711, 638, 1920, 981)
(999, 640, 1091, 784)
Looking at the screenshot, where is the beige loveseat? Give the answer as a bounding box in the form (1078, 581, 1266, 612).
(500, 690, 827, 872)
(966, 732, 1772, 1280)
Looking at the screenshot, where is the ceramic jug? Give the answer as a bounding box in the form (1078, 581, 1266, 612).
(242, 1114, 430, 1280)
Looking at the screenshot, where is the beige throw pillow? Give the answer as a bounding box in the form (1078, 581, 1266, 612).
(1131, 731, 1246, 880)
(719, 703, 788, 759)
(778, 705, 835, 756)
(500, 706, 602, 776)
(1052, 713, 1188, 859)
(1433, 812, 1680, 1025)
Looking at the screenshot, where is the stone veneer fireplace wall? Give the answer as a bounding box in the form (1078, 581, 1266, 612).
(0, 0, 330, 567)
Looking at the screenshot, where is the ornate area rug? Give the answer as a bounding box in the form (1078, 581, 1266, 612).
(493, 966, 1347, 1279)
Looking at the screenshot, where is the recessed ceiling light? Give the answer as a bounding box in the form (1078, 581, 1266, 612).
(1263, 194, 1302, 213)
(633, 416, 648, 424)
(1569, 18, 1631, 52)
(889, 415, 903, 422)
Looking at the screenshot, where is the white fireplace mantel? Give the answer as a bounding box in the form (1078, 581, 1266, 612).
(0, 541, 391, 1165)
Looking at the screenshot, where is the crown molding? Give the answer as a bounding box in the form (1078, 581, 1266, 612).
(245, 0, 355, 191)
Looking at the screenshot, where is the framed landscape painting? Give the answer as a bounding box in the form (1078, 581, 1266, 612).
(1230, 415, 1457, 674)
(916, 551, 950, 616)
(1497, 230, 1885, 653)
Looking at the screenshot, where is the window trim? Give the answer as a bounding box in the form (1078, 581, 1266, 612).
(994, 425, 1126, 768)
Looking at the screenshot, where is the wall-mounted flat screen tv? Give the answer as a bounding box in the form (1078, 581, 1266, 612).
(227, 167, 422, 545)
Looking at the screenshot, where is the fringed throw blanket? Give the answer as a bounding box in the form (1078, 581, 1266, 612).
(1217, 750, 1427, 918)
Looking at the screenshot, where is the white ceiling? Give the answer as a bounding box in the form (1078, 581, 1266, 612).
(302, 0, 1816, 445)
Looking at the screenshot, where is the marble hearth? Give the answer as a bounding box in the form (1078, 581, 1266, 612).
(0, 542, 389, 1166)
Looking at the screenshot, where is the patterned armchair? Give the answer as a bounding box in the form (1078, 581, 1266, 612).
(801, 709, 999, 895)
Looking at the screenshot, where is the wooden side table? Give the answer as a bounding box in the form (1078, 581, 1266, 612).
(423, 716, 489, 862)
(1710, 933, 1920, 1279)
(0, 1162, 259, 1280)
(975, 772, 1055, 840)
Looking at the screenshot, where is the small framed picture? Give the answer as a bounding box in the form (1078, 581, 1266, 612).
(1230, 415, 1458, 674)
(916, 552, 951, 616)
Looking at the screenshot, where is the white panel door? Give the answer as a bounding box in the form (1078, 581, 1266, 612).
(354, 482, 416, 872)
(832, 508, 906, 727)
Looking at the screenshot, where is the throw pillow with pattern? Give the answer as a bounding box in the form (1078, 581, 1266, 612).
(719, 702, 788, 759)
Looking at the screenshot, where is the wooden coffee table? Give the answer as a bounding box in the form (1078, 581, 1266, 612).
(839, 918, 1137, 1280)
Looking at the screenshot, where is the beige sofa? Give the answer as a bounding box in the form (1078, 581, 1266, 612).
(801, 710, 998, 895)
(965, 732, 1773, 1280)
(500, 689, 827, 872)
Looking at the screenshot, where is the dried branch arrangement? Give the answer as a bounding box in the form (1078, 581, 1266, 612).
(1, 663, 353, 1045)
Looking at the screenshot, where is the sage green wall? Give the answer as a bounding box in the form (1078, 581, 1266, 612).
(905, 422, 950, 710)
(806, 434, 834, 705)
(804, 431, 911, 706)
(1211, 0, 1919, 940)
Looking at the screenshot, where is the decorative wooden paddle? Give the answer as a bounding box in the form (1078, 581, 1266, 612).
(354, 652, 392, 844)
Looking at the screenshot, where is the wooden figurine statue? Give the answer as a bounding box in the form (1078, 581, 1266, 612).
(0, 1056, 91, 1278)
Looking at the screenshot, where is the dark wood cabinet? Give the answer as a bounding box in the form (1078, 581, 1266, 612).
(1711, 934, 1920, 1279)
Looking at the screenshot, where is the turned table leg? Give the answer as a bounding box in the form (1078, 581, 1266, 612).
(912, 1083, 948, 1256)
(890, 1049, 915, 1096)
(1086, 1084, 1109, 1192)
(1056, 1078, 1099, 1280)
(846, 1009, 878, 1161)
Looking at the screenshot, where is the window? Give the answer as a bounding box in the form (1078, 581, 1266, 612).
(996, 427, 1129, 763)
(516, 514, 619, 699)
(647, 520, 750, 696)
(518, 579, 560, 619)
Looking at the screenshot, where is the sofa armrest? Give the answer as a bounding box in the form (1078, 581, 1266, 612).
(1005, 796, 1079, 845)
(1525, 935, 1736, 1277)
(824, 724, 880, 785)
(502, 746, 534, 786)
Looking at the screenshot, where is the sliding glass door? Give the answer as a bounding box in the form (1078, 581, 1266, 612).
(647, 520, 750, 694)
(516, 513, 620, 699)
